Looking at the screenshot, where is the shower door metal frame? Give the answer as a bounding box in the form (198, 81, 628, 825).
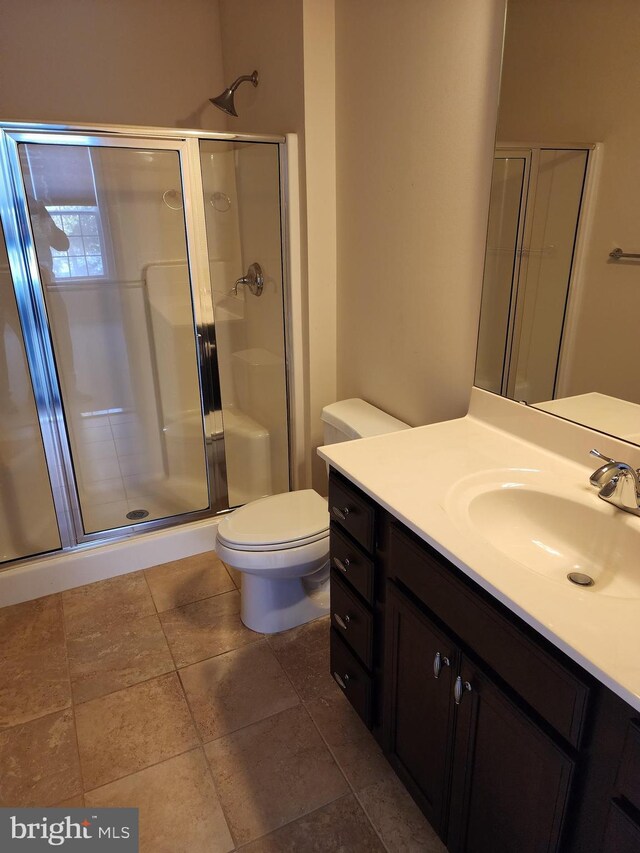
(0, 126, 256, 550)
(0, 121, 292, 556)
(493, 143, 593, 403)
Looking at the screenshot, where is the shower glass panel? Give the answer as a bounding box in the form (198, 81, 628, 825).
(476, 155, 528, 395)
(200, 141, 289, 507)
(18, 141, 210, 534)
(510, 149, 588, 403)
(0, 221, 61, 562)
(476, 147, 588, 403)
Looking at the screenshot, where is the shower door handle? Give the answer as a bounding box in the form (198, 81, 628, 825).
(233, 262, 264, 297)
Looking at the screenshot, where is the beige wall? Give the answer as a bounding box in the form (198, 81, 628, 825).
(0, 0, 227, 130)
(497, 0, 640, 405)
(218, 0, 305, 137)
(334, 0, 505, 427)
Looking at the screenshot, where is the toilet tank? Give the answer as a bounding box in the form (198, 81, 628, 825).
(321, 398, 410, 446)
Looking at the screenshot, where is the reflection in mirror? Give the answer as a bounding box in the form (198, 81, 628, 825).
(475, 0, 640, 445)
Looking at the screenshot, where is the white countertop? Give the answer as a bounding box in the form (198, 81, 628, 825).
(318, 389, 640, 712)
(535, 392, 640, 445)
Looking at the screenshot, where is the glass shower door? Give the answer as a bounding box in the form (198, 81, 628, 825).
(0, 219, 61, 562)
(14, 136, 211, 535)
(199, 141, 290, 507)
(476, 152, 530, 395)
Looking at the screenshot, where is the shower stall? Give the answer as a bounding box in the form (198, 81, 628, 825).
(0, 123, 292, 566)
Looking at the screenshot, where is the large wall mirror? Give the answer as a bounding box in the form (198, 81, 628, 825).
(475, 0, 640, 445)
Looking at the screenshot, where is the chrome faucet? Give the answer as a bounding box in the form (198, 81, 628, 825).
(589, 449, 640, 517)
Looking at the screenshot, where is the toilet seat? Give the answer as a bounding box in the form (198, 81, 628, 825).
(216, 489, 329, 552)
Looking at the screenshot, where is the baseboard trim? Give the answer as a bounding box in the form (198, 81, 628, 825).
(0, 517, 219, 607)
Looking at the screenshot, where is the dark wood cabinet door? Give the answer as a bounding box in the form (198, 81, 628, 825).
(600, 801, 640, 853)
(448, 656, 575, 853)
(384, 582, 458, 836)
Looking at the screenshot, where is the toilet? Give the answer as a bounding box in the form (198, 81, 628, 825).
(215, 399, 410, 633)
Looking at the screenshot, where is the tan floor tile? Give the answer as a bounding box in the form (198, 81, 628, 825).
(54, 794, 85, 807)
(0, 594, 64, 655)
(306, 691, 390, 791)
(62, 571, 155, 637)
(68, 614, 175, 703)
(86, 748, 234, 853)
(180, 641, 299, 742)
(268, 616, 338, 702)
(0, 709, 81, 807)
(358, 771, 447, 852)
(145, 552, 234, 612)
(75, 672, 199, 790)
(160, 590, 259, 668)
(0, 645, 71, 730)
(205, 704, 349, 846)
(0, 595, 70, 730)
(241, 794, 385, 852)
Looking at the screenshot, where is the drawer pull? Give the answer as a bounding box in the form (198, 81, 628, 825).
(433, 651, 450, 679)
(333, 556, 350, 573)
(454, 676, 473, 705)
(333, 613, 351, 631)
(333, 671, 350, 690)
(332, 506, 350, 521)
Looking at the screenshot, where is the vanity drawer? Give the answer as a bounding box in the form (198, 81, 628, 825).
(615, 720, 640, 811)
(328, 473, 376, 553)
(330, 629, 372, 728)
(330, 572, 373, 669)
(390, 523, 590, 748)
(330, 524, 375, 604)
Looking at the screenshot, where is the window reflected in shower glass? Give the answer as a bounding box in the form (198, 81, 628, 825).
(0, 220, 61, 562)
(18, 142, 210, 534)
(47, 205, 106, 279)
(199, 140, 290, 507)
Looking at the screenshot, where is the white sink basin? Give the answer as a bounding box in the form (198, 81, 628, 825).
(445, 469, 640, 598)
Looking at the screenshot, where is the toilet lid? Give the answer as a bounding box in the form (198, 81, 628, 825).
(217, 490, 329, 551)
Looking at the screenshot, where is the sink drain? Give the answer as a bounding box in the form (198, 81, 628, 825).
(567, 572, 594, 587)
(126, 509, 149, 520)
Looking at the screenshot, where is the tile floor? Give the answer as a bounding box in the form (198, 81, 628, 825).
(0, 551, 446, 852)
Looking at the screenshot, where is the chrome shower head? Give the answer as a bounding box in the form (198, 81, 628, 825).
(210, 70, 259, 117)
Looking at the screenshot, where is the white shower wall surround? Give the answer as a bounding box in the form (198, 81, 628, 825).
(0, 122, 297, 570)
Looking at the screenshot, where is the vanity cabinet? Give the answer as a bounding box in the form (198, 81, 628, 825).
(385, 580, 574, 852)
(326, 468, 640, 852)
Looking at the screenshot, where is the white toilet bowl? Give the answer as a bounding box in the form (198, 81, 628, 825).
(215, 399, 410, 634)
(216, 490, 330, 633)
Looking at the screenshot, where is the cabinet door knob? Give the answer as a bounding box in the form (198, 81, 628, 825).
(333, 671, 350, 690)
(433, 651, 451, 679)
(333, 613, 351, 631)
(333, 556, 350, 573)
(454, 675, 473, 705)
(332, 506, 350, 521)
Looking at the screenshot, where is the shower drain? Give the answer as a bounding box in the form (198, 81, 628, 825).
(126, 509, 150, 520)
(567, 572, 594, 587)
